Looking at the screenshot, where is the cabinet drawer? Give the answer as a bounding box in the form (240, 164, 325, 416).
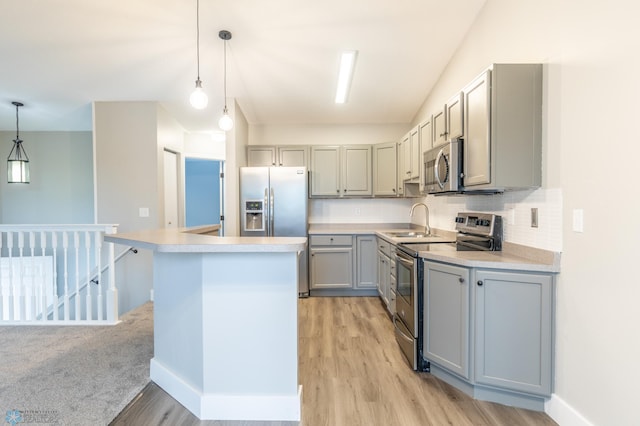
(310, 235, 353, 246)
(377, 238, 391, 256)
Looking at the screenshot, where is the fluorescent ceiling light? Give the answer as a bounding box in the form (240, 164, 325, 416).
(335, 50, 358, 104)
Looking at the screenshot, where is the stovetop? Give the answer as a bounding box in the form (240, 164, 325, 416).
(396, 242, 457, 257)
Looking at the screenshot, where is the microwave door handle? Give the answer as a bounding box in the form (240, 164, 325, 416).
(435, 149, 445, 189)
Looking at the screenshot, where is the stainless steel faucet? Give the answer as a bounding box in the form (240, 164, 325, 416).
(409, 202, 431, 235)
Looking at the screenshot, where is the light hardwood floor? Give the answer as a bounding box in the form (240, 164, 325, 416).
(110, 297, 558, 426)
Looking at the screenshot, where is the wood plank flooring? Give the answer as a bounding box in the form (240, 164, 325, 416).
(110, 297, 558, 426)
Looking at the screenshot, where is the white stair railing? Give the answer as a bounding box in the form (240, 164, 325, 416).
(0, 224, 120, 324)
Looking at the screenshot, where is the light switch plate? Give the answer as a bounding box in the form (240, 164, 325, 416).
(572, 209, 584, 232)
(139, 207, 150, 218)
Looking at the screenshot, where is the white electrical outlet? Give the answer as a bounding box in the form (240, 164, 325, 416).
(139, 207, 150, 218)
(355, 208, 361, 216)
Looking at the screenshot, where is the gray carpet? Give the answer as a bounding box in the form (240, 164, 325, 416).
(0, 302, 153, 425)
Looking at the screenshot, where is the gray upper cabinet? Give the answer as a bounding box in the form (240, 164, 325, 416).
(343, 145, 372, 196)
(278, 146, 308, 167)
(310, 145, 372, 197)
(446, 92, 464, 140)
(432, 107, 447, 147)
(418, 119, 432, 193)
(463, 64, 543, 191)
(409, 127, 420, 181)
(310, 146, 341, 196)
(373, 142, 397, 197)
(424, 261, 470, 379)
(474, 269, 554, 396)
(248, 146, 308, 167)
(247, 146, 277, 166)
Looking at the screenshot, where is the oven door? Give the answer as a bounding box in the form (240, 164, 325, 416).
(395, 249, 416, 336)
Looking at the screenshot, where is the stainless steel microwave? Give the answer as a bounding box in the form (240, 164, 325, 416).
(423, 138, 462, 194)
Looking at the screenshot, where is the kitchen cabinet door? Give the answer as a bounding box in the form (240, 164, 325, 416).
(432, 107, 447, 147)
(377, 250, 390, 307)
(424, 261, 470, 380)
(474, 270, 553, 396)
(342, 145, 372, 196)
(356, 235, 377, 289)
(310, 246, 353, 289)
(463, 64, 542, 191)
(396, 139, 405, 196)
(310, 146, 341, 196)
(446, 92, 464, 140)
(373, 142, 397, 197)
(409, 127, 420, 180)
(463, 70, 491, 186)
(278, 146, 308, 167)
(247, 146, 276, 166)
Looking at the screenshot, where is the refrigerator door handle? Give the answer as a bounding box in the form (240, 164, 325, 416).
(270, 187, 275, 236)
(264, 188, 270, 236)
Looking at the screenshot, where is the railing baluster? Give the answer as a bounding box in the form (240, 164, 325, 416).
(0, 231, 6, 320)
(62, 231, 70, 321)
(85, 231, 92, 321)
(96, 231, 104, 321)
(73, 231, 80, 321)
(40, 231, 48, 322)
(52, 232, 59, 321)
(28, 232, 36, 321)
(106, 226, 118, 323)
(7, 232, 16, 321)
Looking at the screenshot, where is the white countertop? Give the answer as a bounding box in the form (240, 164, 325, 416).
(104, 228, 307, 253)
(308, 223, 560, 273)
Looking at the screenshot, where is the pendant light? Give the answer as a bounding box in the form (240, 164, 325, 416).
(189, 0, 208, 109)
(218, 30, 234, 131)
(7, 101, 30, 184)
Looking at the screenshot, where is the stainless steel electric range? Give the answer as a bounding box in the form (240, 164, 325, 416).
(394, 212, 503, 371)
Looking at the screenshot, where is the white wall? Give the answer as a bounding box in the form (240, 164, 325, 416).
(411, 1, 640, 425)
(224, 99, 249, 236)
(0, 131, 94, 224)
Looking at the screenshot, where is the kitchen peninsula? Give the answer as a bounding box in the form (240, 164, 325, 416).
(104, 229, 306, 421)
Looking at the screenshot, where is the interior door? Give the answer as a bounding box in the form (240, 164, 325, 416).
(163, 150, 179, 228)
(185, 158, 224, 231)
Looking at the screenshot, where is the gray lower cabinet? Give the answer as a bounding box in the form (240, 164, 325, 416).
(424, 260, 555, 409)
(423, 261, 470, 380)
(356, 235, 377, 289)
(474, 269, 553, 396)
(309, 234, 379, 294)
(309, 235, 353, 289)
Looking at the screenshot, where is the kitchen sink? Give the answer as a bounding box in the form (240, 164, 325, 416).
(385, 231, 431, 238)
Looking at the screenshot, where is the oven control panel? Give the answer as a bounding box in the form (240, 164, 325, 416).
(455, 212, 501, 237)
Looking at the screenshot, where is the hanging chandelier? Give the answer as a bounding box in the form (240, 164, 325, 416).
(218, 30, 234, 131)
(7, 101, 30, 184)
(189, 0, 208, 109)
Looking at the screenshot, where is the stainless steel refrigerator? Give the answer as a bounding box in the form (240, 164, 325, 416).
(239, 166, 309, 296)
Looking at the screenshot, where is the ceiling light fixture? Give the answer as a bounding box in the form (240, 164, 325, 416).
(189, 0, 208, 109)
(7, 101, 30, 184)
(218, 30, 234, 131)
(335, 50, 358, 104)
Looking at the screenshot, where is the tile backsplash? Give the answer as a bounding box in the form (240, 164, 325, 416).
(308, 187, 563, 252)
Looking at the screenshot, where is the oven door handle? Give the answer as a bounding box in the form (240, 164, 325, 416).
(393, 314, 414, 344)
(396, 254, 414, 268)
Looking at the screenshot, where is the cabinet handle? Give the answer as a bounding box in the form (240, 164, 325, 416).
(392, 188, 396, 192)
(336, 189, 340, 193)
(459, 277, 464, 283)
(477, 280, 483, 286)
(330, 238, 334, 241)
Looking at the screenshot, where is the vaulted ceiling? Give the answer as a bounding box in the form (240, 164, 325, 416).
(0, 0, 486, 132)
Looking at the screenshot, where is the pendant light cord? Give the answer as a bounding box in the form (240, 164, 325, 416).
(15, 103, 20, 141)
(196, 0, 201, 81)
(223, 36, 227, 110)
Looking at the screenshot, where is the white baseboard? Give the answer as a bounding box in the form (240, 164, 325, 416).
(546, 394, 594, 426)
(150, 358, 301, 421)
